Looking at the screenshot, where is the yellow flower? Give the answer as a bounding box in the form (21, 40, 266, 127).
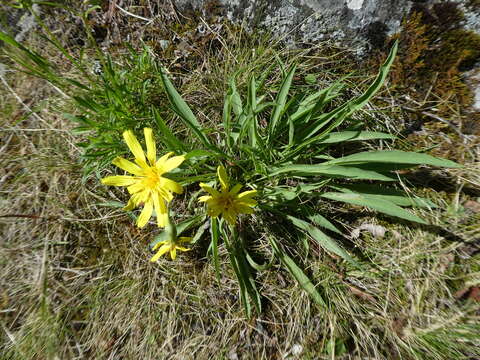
(101, 128, 185, 228)
(198, 165, 257, 225)
(150, 236, 192, 261)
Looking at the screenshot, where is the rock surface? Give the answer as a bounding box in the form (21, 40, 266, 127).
(175, 0, 478, 51)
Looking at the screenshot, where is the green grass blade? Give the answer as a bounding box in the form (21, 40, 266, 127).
(321, 192, 428, 224)
(269, 164, 396, 181)
(269, 237, 326, 307)
(287, 216, 359, 266)
(324, 150, 462, 168)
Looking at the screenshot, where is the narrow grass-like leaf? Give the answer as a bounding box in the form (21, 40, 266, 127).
(321, 192, 427, 224)
(287, 215, 359, 266)
(269, 237, 326, 307)
(324, 150, 462, 168)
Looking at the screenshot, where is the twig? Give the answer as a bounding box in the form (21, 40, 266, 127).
(114, 3, 152, 22)
(400, 105, 469, 141)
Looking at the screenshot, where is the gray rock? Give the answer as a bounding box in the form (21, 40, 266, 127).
(174, 0, 479, 52)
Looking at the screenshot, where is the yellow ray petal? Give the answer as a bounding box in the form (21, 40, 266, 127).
(136, 199, 153, 228)
(112, 157, 144, 176)
(229, 183, 242, 195)
(152, 240, 167, 251)
(170, 247, 177, 260)
(198, 195, 212, 202)
(152, 193, 168, 228)
(223, 210, 236, 225)
(144, 128, 156, 166)
(155, 152, 173, 171)
(207, 206, 222, 218)
(127, 181, 145, 194)
(175, 246, 191, 252)
(160, 177, 183, 194)
(238, 190, 257, 200)
(217, 165, 229, 191)
(123, 130, 147, 167)
(235, 203, 255, 214)
(237, 198, 257, 207)
(150, 244, 170, 262)
(162, 155, 185, 173)
(199, 183, 221, 197)
(101, 175, 138, 186)
(123, 194, 140, 211)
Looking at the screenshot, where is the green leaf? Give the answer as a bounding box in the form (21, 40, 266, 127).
(159, 68, 212, 148)
(325, 150, 462, 168)
(308, 214, 342, 234)
(321, 192, 427, 224)
(246, 252, 275, 271)
(269, 64, 296, 138)
(287, 215, 359, 266)
(184, 149, 216, 160)
(329, 183, 437, 208)
(229, 77, 243, 117)
(298, 40, 398, 140)
(316, 131, 396, 144)
(269, 237, 326, 307)
(269, 164, 395, 181)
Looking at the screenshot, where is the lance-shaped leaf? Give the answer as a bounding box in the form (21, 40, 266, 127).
(159, 68, 212, 148)
(287, 215, 359, 266)
(329, 183, 437, 208)
(324, 150, 461, 168)
(269, 164, 395, 181)
(269, 237, 326, 307)
(321, 192, 427, 224)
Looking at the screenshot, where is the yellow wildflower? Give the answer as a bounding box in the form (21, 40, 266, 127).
(150, 215, 191, 261)
(101, 128, 184, 228)
(150, 236, 192, 261)
(199, 165, 257, 225)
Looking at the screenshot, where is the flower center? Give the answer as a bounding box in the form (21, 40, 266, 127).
(218, 193, 234, 211)
(143, 167, 161, 189)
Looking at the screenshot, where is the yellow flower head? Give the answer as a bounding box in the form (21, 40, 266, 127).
(101, 128, 185, 228)
(150, 236, 192, 261)
(198, 165, 257, 225)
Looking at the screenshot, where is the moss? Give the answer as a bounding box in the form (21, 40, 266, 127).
(372, 1, 480, 145)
